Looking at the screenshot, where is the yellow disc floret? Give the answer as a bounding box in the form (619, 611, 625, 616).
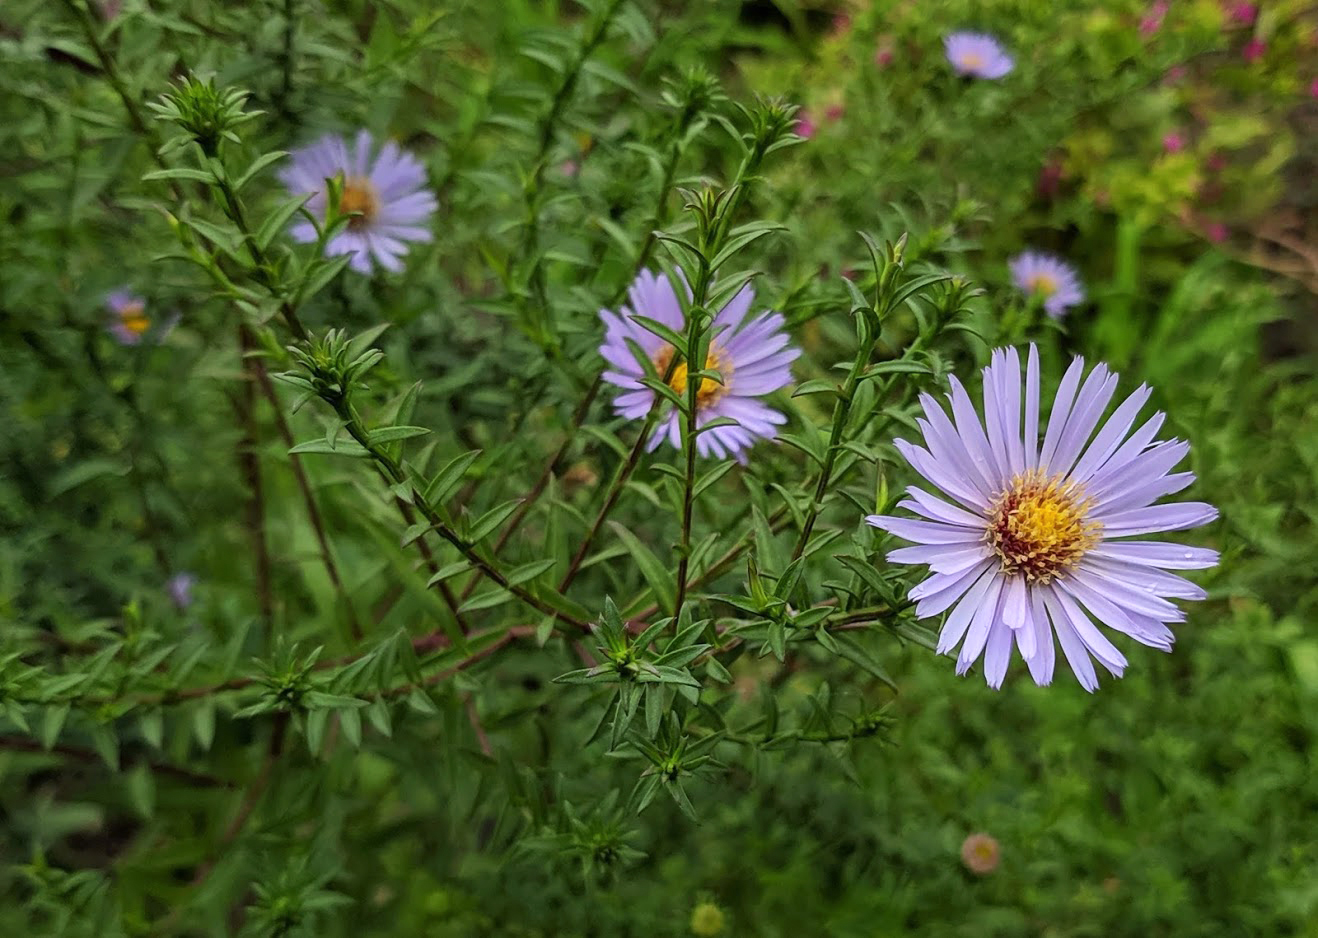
(339, 175, 380, 230)
(986, 470, 1101, 582)
(653, 344, 732, 408)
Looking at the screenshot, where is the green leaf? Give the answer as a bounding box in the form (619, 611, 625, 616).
(234, 150, 289, 192)
(468, 499, 522, 543)
(792, 378, 840, 398)
(423, 450, 481, 504)
(607, 522, 675, 615)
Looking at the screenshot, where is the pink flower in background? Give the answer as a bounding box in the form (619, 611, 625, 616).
(560, 159, 580, 178)
(831, 12, 852, 36)
(1206, 152, 1228, 172)
(875, 37, 895, 67)
(824, 103, 845, 122)
(1163, 132, 1186, 154)
(961, 833, 1001, 875)
(1228, 2, 1257, 25)
(794, 112, 817, 139)
(1139, 0, 1169, 37)
(1206, 222, 1229, 243)
(1163, 64, 1187, 85)
(1242, 38, 1265, 62)
(1309, 78, 1318, 99)
(1037, 160, 1064, 199)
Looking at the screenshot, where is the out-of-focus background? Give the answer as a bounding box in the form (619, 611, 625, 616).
(1, 0, 1316, 935)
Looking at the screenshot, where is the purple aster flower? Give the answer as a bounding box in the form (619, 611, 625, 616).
(168, 572, 196, 610)
(944, 32, 1014, 79)
(867, 346, 1219, 691)
(279, 130, 436, 274)
(599, 271, 799, 462)
(106, 290, 152, 345)
(1008, 251, 1085, 319)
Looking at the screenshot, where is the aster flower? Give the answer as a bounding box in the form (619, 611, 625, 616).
(106, 290, 153, 345)
(599, 271, 799, 461)
(867, 346, 1219, 691)
(279, 131, 436, 274)
(944, 32, 1014, 79)
(1008, 251, 1085, 319)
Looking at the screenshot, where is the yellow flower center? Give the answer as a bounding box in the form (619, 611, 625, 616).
(986, 471, 1101, 583)
(958, 52, 985, 70)
(339, 175, 380, 230)
(653, 344, 732, 408)
(119, 302, 150, 336)
(1026, 273, 1059, 298)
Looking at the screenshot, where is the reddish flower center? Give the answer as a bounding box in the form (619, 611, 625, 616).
(986, 471, 1100, 582)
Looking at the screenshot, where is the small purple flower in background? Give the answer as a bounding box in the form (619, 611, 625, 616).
(168, 572, 196, 610)
(1008, 251, 1085, 318)
(280, 131, 436, 274)
(1163, 131, 1186, 153)
(868, 346, 1219, 691)
(1242, 37, 1265, 62)
(1310, 78, 1318, 99)
(599, 271, 799, 462)
(1162, 64, 1187, 85)
(944, 32, 1014, 79)
(794, 112, 817, 139)
(1206, 222, 1229, 243)
(106, 290, 152, 345)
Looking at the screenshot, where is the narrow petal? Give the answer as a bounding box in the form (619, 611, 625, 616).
(865, 516, 986, 546)
(936, 567, 1000, 652)
(1088, 541, 1219, 570)
(1099, 502, 1219, 537)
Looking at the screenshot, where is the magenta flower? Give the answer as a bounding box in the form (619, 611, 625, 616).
(280, 131, 436, 274)
(1009, 252, 1085, 318)
(1242, 38, 1266, 62)
(794, 112, 817, 139)
(599, 271, 799, 462)
(1139, 0, 1168, 37)
(868, 346, 1218, 690)
(1163, 131, 1186, 153)
(1229, 2, 1257, 25)
(944, 32, 1014, 79)
(1206, 222, 1229, 243)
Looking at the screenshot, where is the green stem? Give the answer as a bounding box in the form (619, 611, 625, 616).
(332, 401, 590, 631)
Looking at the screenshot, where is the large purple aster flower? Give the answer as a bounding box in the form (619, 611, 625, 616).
(280, 131, 436, 274)
(868, 346, 1218, 691)
(944, 32, 1015, 79)
(1009, 251, 1085, 318)
(599, 271, 799, 461)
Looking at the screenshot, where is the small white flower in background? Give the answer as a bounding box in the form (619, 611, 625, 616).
(280, 131, 437, 274)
